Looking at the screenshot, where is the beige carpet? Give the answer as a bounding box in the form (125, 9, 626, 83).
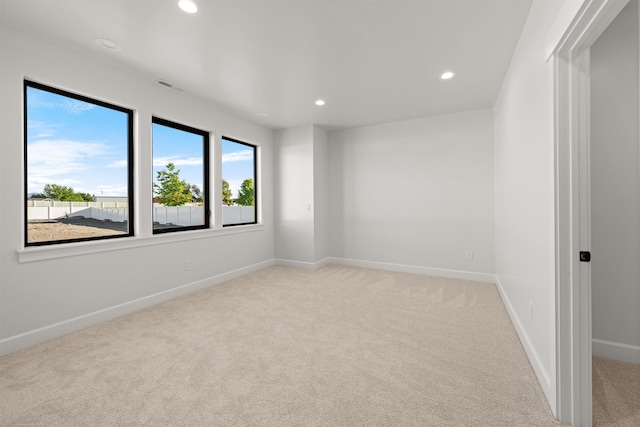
(1, 265, 562, 426)
(593, 356, 640, 426)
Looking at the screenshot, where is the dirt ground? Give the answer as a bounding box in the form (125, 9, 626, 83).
(27, 217, 185, 243)
(27, 217, 128, 243)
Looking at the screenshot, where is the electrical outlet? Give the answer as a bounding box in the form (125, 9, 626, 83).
(184, 260, 191, 271)
(347, 242, 354, 251)
(465, 251, 474, 260)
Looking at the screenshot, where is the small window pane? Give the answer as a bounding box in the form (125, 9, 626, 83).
(222, 137, 257, 226)
(152, 117, 209, 233)
(25, 81, 134, 246)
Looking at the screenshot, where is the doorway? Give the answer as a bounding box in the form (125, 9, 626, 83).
(589, 0, 640, 425)
(553, 0, 635, 425)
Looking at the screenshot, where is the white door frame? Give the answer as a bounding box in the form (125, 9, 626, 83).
(553, 0, 630, 425)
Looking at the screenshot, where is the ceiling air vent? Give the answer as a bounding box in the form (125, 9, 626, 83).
(156, 79, 185, 92)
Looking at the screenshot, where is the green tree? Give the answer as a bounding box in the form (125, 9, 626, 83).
(236, 178, 254, 206)
(153, 163, 192, 206)
(222, 179, 233, 205)
(76, 192, 94, 202)
(190, 184, 203, 203)
(42, 184, 93, 202)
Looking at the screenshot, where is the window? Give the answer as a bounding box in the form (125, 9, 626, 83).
(152, 117, 210, 233)
(222, 137, 257, 226)
(24, 81, 134, 246)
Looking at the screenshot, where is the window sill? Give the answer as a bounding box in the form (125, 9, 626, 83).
(17, 224, 265, 263)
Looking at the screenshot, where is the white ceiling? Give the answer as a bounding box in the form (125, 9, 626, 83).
(0, 0, 533, 130)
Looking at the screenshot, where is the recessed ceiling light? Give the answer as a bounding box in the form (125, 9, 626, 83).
(94, 38, 121, 51)
(315, 99, 326, 106)
(440, 71, 455, 80)
(178, 0, 198, 14)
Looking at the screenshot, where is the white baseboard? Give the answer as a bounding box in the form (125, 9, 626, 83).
(593, 339, 640, 365)
(274, 257, 331, 270)
(327, 257, 496, 283)
(0, 259, 275, 356)
(494, 275, 554, 406)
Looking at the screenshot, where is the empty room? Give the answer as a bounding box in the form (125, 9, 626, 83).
(1, 0, 639, 426)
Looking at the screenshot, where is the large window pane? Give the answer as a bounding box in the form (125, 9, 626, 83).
(25, 81, 134, 246)
(222, 137, 257, 226)
(152, 117, 209, 233)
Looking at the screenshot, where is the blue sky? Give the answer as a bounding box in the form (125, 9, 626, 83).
(27, 86, 129, 197)
(152, 122, 204, 195)
(221, 138, 254, 198)
(27, 86, 254, 199)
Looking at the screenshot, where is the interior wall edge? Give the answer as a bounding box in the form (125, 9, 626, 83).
(271, 256, 498, 283)
(494, 275, 553, 405)
(0, 259, 275, 357)
(274, 257, 331, 270)
(328, 257, 496, 284)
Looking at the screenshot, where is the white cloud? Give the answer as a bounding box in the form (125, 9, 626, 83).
(27, 120, 63, 139)
(27, 139, 108, 189)
(153, 156, 203, 167)
(95, 183, 128, 197)
(27, 176, 77, 194)
(31, 96, 96, 115)
(222, 150, 253, 163)
(60, 99, 96, 114)
(107, 159, 128, 168)
(225, 179, 242, 198)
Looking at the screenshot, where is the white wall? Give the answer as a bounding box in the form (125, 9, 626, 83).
(274, 125, 330, 266)
(0, 25, 275, 355)
(313, 126, 330, 263)
(274, 126, 315, 263)
(328, 109, 495, 280)
(493, 1, 569, 415)
(590, 0, 640, 364)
